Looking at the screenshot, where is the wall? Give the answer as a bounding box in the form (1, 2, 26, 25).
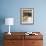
(0, 0, 46, 32)
(0, 0, 46, 46)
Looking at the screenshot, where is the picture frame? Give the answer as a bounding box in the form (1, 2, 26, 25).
(20, 8, 34, 24)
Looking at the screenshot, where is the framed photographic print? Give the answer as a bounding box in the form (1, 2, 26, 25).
(20, 8, 34, 24)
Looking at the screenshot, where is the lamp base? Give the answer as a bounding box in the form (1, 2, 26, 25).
(8, 32, 11, 35)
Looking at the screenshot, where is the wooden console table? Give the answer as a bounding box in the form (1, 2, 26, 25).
(4, 32, 43, 46)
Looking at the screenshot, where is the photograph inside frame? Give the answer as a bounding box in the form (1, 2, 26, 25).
(20, 8, 34, 24)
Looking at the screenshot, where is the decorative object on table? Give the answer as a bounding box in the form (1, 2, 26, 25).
(20, 8, 34, 24)
(5, 18, 14, 35)
(25, 32, 38, 35)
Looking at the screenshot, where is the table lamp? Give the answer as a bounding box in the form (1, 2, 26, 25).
(5, 18, 14, 35)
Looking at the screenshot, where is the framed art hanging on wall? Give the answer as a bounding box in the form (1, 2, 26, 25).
(20, 8, 34, 24)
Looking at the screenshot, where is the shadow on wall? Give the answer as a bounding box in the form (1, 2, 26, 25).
(0, 16, 5, 32)
(0, 16, 5, 46)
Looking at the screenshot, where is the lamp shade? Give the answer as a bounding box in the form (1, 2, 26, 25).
(5, 18, 14, 25)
